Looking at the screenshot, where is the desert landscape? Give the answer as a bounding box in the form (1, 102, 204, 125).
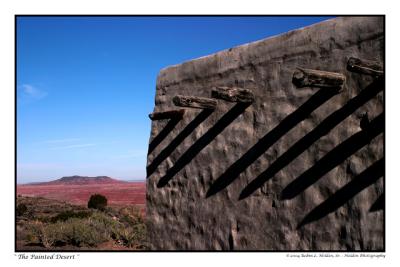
(17, 176, 145, 208)
(16, 176, 146, 251)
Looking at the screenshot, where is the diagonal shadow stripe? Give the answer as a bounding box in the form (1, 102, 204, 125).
(148, 118, 182, 154)
(369, 193, 384, 212)
(280, 112, 384, 200)
(298, 158, 384, 228)
(206, 89, 339, 198)
(239, 78, 383, 200)
(147, 109, 214, 177)
(157, 102, 251, 188)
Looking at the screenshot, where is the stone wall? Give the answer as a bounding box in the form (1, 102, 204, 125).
(146, 17, 384, 250)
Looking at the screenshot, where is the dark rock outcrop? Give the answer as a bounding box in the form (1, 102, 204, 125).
(29, 175, 125, 185)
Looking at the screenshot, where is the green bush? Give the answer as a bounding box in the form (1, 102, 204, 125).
(116, 207, 146, 248)
(88, 211, 146, 248)
(117, 223, 146, 248)
(23, 206, 147, 249)
(26, 221, 64, 248)
(87, 194, 107, 210)
(40, 223, 66, 248)
(63, 218, 108, 247)
(25, 221, 42, 244)
(26, 217, 109, 248)
(50, 210, 92, 223)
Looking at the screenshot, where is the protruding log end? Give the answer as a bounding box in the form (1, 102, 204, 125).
(292, 68, 346, 89)
(211, 87, 255, 103)
(347, 57, 383, 77)
(173, 95, 218, 109)
(149, 109, 185, 120)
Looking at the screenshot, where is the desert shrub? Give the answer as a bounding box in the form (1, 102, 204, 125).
(37, 216, 51, 223)
(62, 218, 108, 247)
(16, 203, 28, 216)
(87, 194, 107, 210)
(116, 222, 146, 248)
(24, 223, 43, 244)
(89, 211, 122, 239)
(50, 210, 92, 223)
(87, 210, 146, 247)
(26, 221, 65, 248)
(23, 207, 147, 249)
(25, 232, 38, 244)
(116, 207, 146, 248)
(25, 222, 42, 244)
(119, 206, 143, 225)
(25, 217, 109, 248)
(61, 212, 121, 247)
(40, 223, 66, 247)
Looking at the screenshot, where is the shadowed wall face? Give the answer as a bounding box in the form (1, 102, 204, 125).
(146, 17, 384, 250)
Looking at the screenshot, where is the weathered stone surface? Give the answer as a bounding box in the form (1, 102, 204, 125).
(146, 17, 384, 250)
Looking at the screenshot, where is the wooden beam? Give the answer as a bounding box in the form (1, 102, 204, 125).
(211, 87, 255, 103)
(149, 109, 185, 120)
(173, 95, 217, 109)
(347, 57, 383, 77)
(292, 68, 345, 89)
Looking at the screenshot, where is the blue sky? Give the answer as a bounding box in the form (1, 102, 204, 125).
(17, 16, 333, 183)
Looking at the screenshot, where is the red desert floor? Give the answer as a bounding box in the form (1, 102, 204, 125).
(17, 181, 146, 207)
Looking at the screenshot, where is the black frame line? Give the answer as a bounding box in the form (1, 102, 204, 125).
(15, 14, 385, 253)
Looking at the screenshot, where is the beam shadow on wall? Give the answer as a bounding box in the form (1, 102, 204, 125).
(280, 112, 384, 201)
(297, 158, 384, 228)
(147, 109, 214, 177)
(157, 102, 251, 188)
(369, 193, 385, 212)
(239, 78, 384, 200)
(148, 117, 182, 154)
(206, 88, 339, 198)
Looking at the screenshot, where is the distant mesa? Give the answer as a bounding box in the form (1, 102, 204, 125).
(27, 175, 126, 186)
